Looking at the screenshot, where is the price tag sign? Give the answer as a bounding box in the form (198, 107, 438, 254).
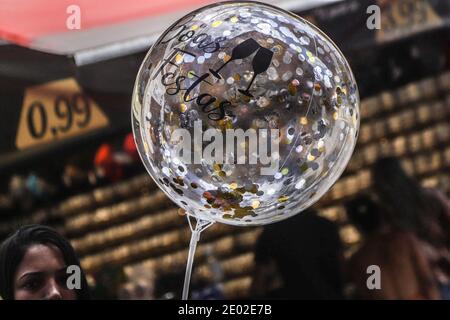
(15, 78, 109, 150)
(376, 0, 443, 43)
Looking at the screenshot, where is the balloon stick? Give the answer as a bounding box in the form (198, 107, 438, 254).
(182, 215, 214, 300)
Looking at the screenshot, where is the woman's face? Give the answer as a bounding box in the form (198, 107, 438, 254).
(13, 244, 77, 300)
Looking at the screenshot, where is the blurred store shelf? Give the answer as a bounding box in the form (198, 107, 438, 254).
(1, 29, 450, 298)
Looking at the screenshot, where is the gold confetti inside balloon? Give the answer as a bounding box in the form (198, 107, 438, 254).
(132, 1, 359, 226)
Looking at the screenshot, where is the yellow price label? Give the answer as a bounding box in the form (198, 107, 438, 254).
(377, 0, 442, 43)
(16, 78, 109, 150)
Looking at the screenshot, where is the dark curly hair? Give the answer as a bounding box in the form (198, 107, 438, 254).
(372, 157, 443, 244)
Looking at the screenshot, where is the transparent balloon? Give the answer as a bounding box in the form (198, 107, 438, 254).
(132, 1, 359, 226)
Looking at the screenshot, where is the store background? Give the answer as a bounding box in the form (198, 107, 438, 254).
(0, 0, 449, 299)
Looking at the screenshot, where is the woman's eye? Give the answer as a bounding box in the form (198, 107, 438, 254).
(24, 279, 42, 291)
(57, 273, 69, 287)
